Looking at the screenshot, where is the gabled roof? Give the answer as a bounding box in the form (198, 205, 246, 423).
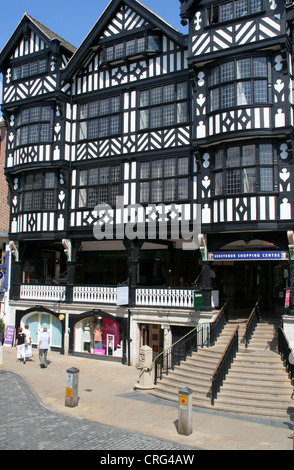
(62, 0, 187, 81)
(0, 12, 76, 68)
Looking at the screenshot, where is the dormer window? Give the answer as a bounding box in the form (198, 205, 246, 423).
(207, 0, 263, 25)
(101, 33, 161, 65)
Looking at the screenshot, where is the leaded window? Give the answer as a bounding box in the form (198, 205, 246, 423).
(139, 157, 189, 203)
(139, 82, 188, 130)
(16, 106, 52, 146)
(206, 0, 263, 25)
(214, 144, 274, 196)
(20, 172, 57, 212)
(78, 96, 121, 140)
(209, 57, 268, 111)
(78, 165, 121, 208)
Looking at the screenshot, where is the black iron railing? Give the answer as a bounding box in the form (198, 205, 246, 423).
(244, 297, 261, 348)
(210, 326, 239, 406)
(153, 299, 229, 385)
(278, 327, 294, 386)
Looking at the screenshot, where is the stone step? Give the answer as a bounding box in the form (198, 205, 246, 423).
(150, 317, 293, 421)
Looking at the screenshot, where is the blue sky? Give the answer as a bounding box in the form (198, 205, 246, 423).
(0, 0, 187, 106)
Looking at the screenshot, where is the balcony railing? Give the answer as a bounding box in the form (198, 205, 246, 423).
(18, 284, 195, 309)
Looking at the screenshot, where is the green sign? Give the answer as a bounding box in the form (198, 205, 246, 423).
(193, 291, 203, 312)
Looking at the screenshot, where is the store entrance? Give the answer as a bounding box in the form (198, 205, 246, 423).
(212, 261, 288, 318)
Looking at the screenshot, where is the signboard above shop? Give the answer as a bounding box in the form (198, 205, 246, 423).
(208, 251, 289, 262)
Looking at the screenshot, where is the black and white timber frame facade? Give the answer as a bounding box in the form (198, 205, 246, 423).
(1, 0, 294, 363)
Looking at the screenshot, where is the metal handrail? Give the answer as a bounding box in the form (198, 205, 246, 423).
(278, 327, 294, 386)
(210, 326, 239, 405)
(243, 297, 261, 348)
(152, 299, 229, 385)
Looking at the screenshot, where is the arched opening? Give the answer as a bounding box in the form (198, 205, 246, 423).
(68, 310, 128, 364)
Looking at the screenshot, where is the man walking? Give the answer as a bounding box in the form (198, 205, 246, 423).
(38, 327, 50, 369)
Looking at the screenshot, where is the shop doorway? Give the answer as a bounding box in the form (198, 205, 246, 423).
(212, 260, 288, 317)
(140, 324, 164, 360)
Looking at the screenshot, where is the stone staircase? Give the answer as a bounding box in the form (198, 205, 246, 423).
(150, 318, 294, 421)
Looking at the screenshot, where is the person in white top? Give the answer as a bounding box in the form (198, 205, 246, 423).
(38, 327, 50, 369)
(23, 324, 33, 360)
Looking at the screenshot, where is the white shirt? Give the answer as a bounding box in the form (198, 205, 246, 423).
(39, 332, 50, 349)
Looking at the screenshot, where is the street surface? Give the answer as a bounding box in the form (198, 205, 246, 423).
(0, 370, 195, 452)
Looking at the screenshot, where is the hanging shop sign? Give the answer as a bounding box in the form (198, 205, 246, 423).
(208, 251, 289, 262)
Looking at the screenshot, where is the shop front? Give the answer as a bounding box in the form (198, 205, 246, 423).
(16, 306, 65, 352)
(68, 310, 128, 363)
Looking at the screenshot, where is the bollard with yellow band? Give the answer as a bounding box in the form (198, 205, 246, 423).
(65, 367, 79, 408)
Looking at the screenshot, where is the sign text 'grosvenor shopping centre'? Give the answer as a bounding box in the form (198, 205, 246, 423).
(93, 197, 201, 249)
(209, 251, 289, 261)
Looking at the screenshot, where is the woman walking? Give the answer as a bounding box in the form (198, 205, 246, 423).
(15, 327, 27, 364)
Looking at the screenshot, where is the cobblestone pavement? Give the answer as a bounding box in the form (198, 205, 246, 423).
(0, 371, 195, 451)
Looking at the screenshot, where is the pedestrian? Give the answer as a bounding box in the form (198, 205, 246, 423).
(15, 327, 27, 364)
(38, 327, 50, 369)
(23, 323, 33, 360)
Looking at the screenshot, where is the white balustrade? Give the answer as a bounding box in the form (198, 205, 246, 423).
(20, 284, 66, 302)
(73, 286, 117, 304)
(135, 288, 194, 308)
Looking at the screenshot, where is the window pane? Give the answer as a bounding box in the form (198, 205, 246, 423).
(165, 179, 176, 201)
(222, 84, 234, 108)
(210, 88, 220, 111)
(44, 190, 55, 210)
(79, 121, 88, 140)
(163, 85, 174, 103)
(99, 167, 109, 184)
(140, 182, 149, 203)
(79, 170, 88, 186)
(23, 192, 33, 211)
(259, 144, 273, 164)
(89, 168, 99, 185)
(126, 40, 136, 55)
(112, 96, 120, 113)
(140, 90, 149, 107)
(137, 38, 145, 53)
(222, 62, 234, 82)
(150, 107, 162, 127)
(227, 147, 240, 167)
(243, 168, 256, 193)
(237, 59, 250, 79)
(260, 168, 273, 191)
(151, 180, 163, 202)
(220, 2, 233, 21)
(177, 83, 187, 100)
(151, 87, 162, 105)
(164, 159, 176, 177)
(236, 0, 248, 18)
(111, 166, 120, 182)
(254, 80, 267, 103)
(99, 118, 109, 137)
(215, 150, 224, 169)
(178, 178, 189, 199)
(227, 169, 240, 194)
(237, 81, 251, 105)
(177, 102, 187, 123)
(89, 101, 99, 117)
(242, 145, 255, 166)
(88, 119, 99, 139)
(163, 104, 175, 126)
(33, 191, 42, 210)
(152, 161, 163, 178)
(42, 107, 51, 121)
(88, 187, 98, 207)
(31, 107, 41, 122)
(100, 99, 109, 115)
(29, 125, 39, 143)
(80, 104, 88, 119)
(178, 157, 189, 175)
(79, 188, 87, 207)
(140, 162, 150, 179)
(140, 109, 149, 129)
(40, 124, 50, 141)
(215, 173, 223, 195)
(45, 173, 56, 188)
(253, 57, 267, 76)
(251, 0, 263, 13)
(115, 43, 124, 59)
(111, 115, 120, 134)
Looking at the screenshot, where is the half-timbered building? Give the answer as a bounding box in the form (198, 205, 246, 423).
(1, 0, 294, 364)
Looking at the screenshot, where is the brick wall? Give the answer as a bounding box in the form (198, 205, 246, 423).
(0, 119, 9, 234)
